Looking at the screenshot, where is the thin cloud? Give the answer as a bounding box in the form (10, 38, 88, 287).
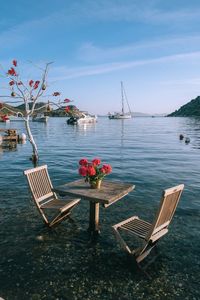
(78, 35, 200, 62)
(50, 51, 200, 81)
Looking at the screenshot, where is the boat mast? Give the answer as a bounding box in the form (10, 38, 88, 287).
(123, 85, 132, 114)
(121, 81, 124, 115)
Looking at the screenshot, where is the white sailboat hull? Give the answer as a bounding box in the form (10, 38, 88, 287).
(9, 116, 24, 121)
(108, 113, 132, 119)
(32, 116, 49, 122)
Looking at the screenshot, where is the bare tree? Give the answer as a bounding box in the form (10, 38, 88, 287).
(0, 60, 76, 164)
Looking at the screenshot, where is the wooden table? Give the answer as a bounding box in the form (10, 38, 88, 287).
(54, 179, 135, 234)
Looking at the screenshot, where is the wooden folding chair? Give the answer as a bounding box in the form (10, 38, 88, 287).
(112, 184, 184, 264)
(24, 165, 80, 227)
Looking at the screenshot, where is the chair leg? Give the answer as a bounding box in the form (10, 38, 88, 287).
(112, 225, 159, 266)
(49, 211, 71, 227)
(136, 241, 157, 263)
(112, 226, 132, 254)
(48, 199, 80, 227)
(136, 262, 153, 279)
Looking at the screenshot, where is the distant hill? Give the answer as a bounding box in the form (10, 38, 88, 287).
(132, 112, 150, 117)
(0, 102, 80, 117)
(0, 102, 24, 115)
(99, 112, 166, 117)
(167, 96, 200, 117)
(16, 102, 47, 112)
(132, 112, 166, 117)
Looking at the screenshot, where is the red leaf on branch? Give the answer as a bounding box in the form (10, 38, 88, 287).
(8, 67, 17, 76)
(29, 80, 34, 87)
(13, 60, 17, 67)
(18, 81, 23, 85)
(33, 80, 40, 89)
(64, 98, 71, 103)
(9, 80, 15, 86)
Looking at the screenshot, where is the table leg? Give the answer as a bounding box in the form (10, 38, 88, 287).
(88, 201, 100, 234)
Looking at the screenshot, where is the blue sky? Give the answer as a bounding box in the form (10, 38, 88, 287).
(1, 0, 200, 114)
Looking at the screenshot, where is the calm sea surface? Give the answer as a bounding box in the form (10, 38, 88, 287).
(0, 117, 199, 299)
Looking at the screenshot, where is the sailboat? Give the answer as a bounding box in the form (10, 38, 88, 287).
(108, 82, 132, 119)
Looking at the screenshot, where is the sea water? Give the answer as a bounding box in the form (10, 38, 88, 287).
(0, 117, 199, 299)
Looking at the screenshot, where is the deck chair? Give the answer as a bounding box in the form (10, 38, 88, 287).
(24, 165, 80, 227)
(112, 184, 184, 264)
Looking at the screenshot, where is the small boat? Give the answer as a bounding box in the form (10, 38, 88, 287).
(108, 82, 132, 119)
(67, 113, 97, 125)
(0, 115, 10, 122)
(32, 113, 49, 123)
(9, 112, 24, 121)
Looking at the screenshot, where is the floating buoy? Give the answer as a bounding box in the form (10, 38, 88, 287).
(185, 137, 190, 144)
(18, 133, 26, 143)
(179, 134, 184, 140)
(21, 133, 26, 140)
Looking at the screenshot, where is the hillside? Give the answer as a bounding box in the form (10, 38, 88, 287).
(0, 103, 24, 115)
(168, 96, 200, 117)
(0, 102, 80, 117)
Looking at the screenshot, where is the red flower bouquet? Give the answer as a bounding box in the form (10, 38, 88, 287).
(78, 158, 112, 189)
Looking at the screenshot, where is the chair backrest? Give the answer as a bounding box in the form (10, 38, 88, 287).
(147, 184, 184, 241)
(24, 165, 56, 205)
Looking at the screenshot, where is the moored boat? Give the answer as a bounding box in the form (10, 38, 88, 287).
(32, 113, 49, 123)
(67, 113, 97, 125)
(9, 112, 24, 121)
(108, 82, 132, 119)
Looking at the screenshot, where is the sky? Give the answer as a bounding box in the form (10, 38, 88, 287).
(1, 0, 200, 114)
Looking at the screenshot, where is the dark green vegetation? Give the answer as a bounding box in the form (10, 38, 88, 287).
(0, 102, 78, 117)
(168, 96, 200, 117)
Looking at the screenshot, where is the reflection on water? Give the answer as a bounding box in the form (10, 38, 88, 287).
(0, 117, 200, 299)
(74, 122, 97, 135)
(0, 139, 26, 156)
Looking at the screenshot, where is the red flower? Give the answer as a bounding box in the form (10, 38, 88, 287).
(100, 167, 106, 174)
(12, 60, 17, 67)
(18, 81, 23, 85)
(92, 158, 101, 166)
(79, 166, 88, 176)
(33, 80, 40, 89)
(9, 80, 15, 86)
(101, 164, 112, 174)
(8, 67, 17, 76)
(87, 165, 96, 176)
(78, 157, 112, 184)
(79, 158, 88, 166)
(29, 80, 34, 87)
(64, 98, 71, 103)
(53, 92, 60, 96)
